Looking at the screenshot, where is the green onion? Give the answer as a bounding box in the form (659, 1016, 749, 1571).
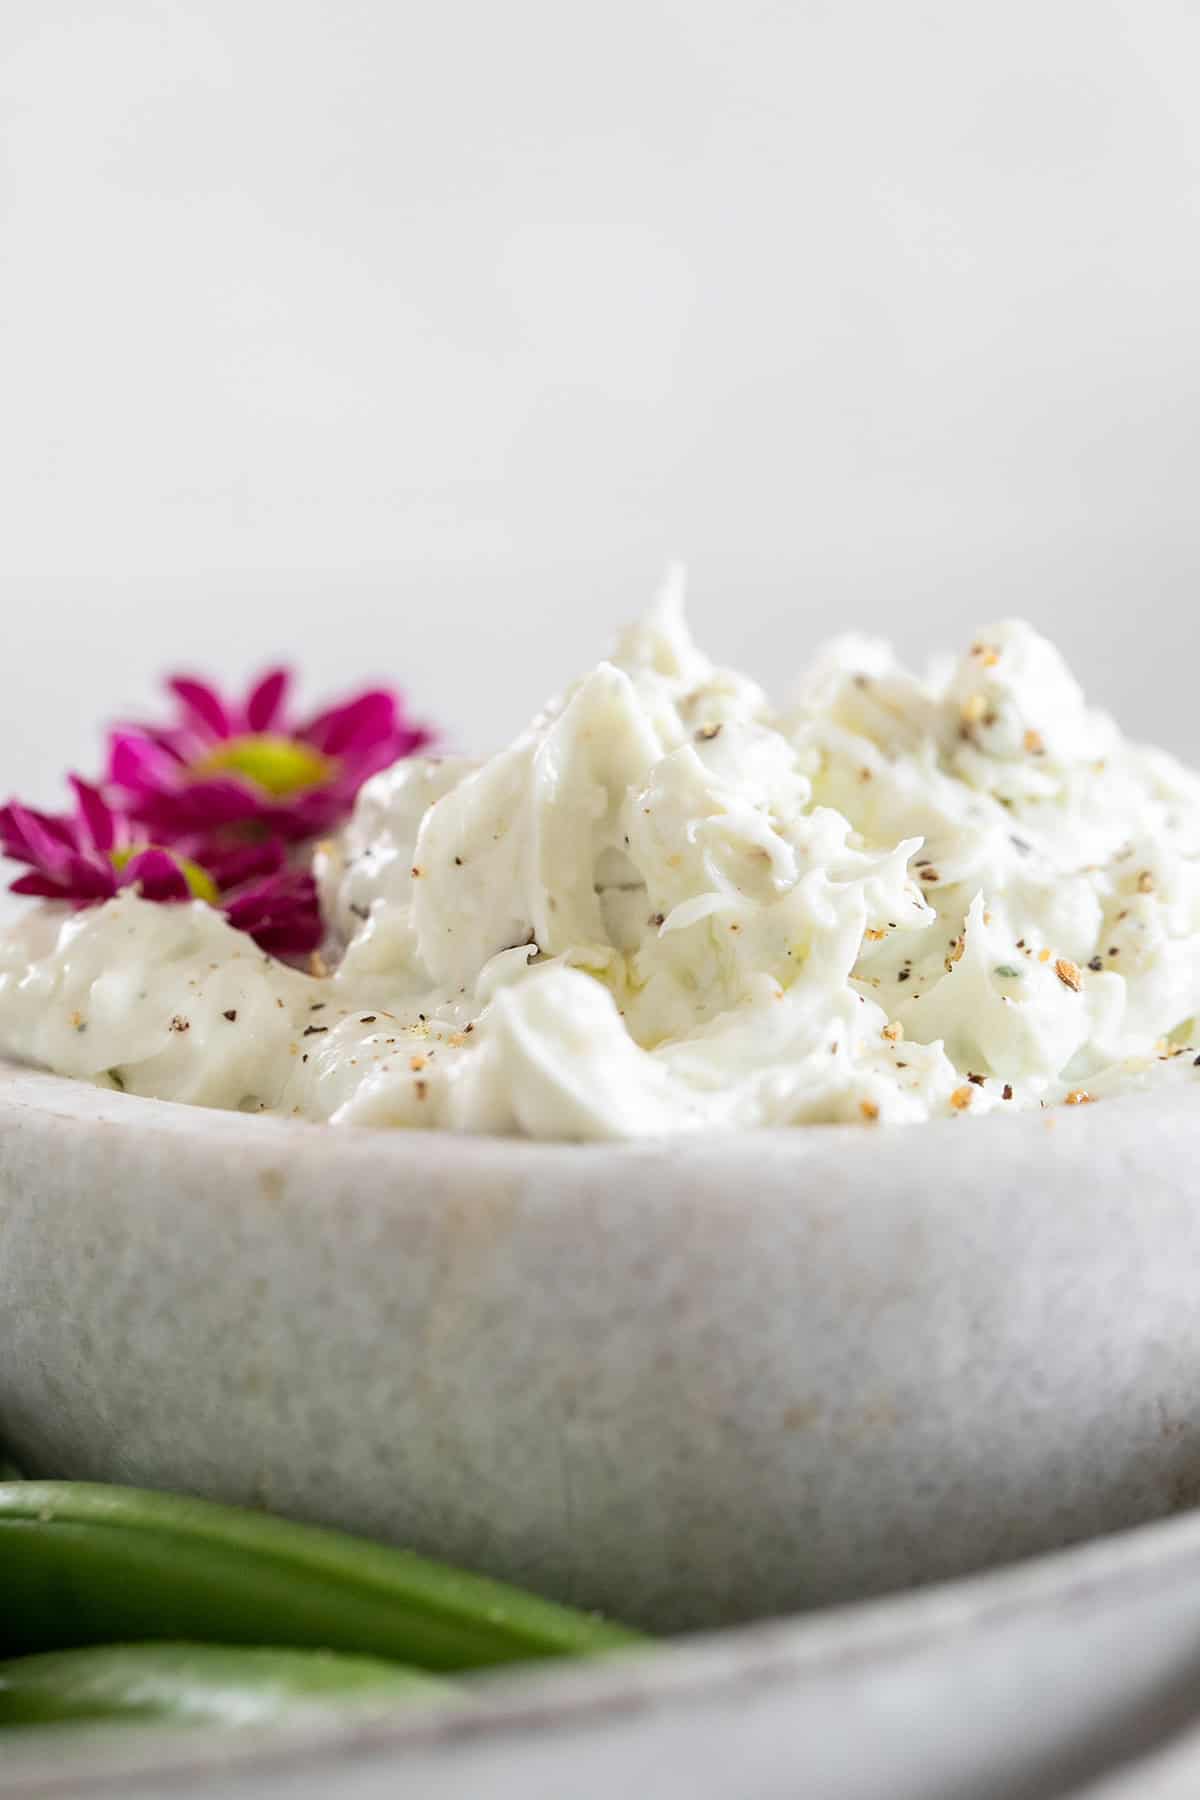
(0, 1483, 643, 1671)
(0, 1642, 450, 1728)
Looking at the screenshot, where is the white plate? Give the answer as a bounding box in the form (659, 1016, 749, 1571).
(1, 1063, 1199, 1630)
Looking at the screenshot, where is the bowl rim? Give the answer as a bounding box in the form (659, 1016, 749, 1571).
(1, 1053, 1195, 1172)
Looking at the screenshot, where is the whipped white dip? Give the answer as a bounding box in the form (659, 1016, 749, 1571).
(2, 577, 1198, 1139)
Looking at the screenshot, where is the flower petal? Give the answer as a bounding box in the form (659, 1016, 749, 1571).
(9, 871, 74, 899)
(1, 801, 76, 874)
(0, 802, 37, 865)
(119, 848, 192, 902)
(68, 776, 117, 855)
(245, 668, 292, 734)
(302, 690, 396, 756)
(395, 720, 437, 758)
(135, 777, 269, 838)
(167, 677, 232, 742)
(61, 852, 122, 900)
(224, 869, 323, 956)
(196, 836, 286, 892)
(108, 730, 183, 797)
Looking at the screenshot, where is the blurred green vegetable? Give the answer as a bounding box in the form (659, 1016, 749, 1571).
(0, 1483, 641, 1671)
(0, 1642, 449, 1728)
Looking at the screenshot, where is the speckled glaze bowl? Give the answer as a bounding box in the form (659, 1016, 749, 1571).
(1, 1061, 1199, 1632)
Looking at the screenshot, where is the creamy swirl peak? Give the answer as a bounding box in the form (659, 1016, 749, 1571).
(2, 577, 1198, 1138)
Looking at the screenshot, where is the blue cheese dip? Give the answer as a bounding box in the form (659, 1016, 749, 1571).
(1, 577, 1197, 1139)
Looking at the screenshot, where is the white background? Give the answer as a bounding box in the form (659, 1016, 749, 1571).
(1, 0, 1197, 809)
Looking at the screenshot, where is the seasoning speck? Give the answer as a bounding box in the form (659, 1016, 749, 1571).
(950, 1086, 973, 1110)
(223, 1009, 238, 1022)
(169, 1015, 190, 1033)
(1055, 958, 1082, 992)
(302, 1024, 329, 1037)
(1002, 1083, 1014, 1101)
(859, 1099, 879, 1121)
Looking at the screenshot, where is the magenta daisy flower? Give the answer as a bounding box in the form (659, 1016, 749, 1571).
(0, 779, 322, 958)
(0, 778, 218, 907)
(108, 668, 433, 842)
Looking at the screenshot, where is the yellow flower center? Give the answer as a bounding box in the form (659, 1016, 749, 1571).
(197, 734, 334, 798)
(110, 846, 219, 905)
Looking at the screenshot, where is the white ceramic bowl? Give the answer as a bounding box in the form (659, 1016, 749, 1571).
(2, 1061, 1199, 1631)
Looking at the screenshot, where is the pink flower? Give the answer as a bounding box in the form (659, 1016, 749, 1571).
(0, 778, 211, 905)
(108, 668, 434, 842)
(0, 779, 322, 958)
